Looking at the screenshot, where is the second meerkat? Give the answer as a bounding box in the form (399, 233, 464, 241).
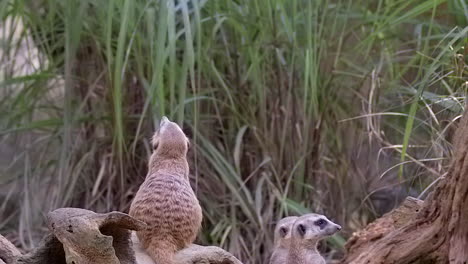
(270, 216, 298, 264)
(129, 117, 202, 264)
(287, 213, 341, 264)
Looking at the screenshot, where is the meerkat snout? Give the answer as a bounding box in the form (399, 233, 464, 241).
(160, 116, 169, 124)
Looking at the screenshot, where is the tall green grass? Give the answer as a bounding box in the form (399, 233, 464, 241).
(0, 0, 466, 262)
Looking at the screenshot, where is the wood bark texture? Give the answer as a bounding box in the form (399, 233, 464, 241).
(0, 208, 243, 264)
(340, 109, 468, 264)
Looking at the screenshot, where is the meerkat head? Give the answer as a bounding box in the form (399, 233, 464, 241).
(273, 216, 298, 247)
(151, 116, 190, 158)
(291, 213, 341, 246)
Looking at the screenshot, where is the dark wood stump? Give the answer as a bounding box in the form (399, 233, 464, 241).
(340, 109, 468, 264)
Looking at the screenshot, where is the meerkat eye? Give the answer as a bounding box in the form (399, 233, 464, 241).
(297, 224, 306, 236)
(314, 219, 327, 229)
(151, 130, 160, 150)
(152, 137, 159, 150)
(279, 227, 288, 237)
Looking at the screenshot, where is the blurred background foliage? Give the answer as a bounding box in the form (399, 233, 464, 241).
(0, 0, 466, 262)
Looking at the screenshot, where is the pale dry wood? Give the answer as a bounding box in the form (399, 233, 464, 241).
(0, 208, 243, 264)
(47, 208, 147, 264)
(132, 231, 244, 264)
(175, 244, 244, 264)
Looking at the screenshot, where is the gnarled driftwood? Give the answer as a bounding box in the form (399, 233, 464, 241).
(0, 208, 243, 264)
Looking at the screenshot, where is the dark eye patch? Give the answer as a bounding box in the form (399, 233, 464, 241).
(279, 226, 288, 237)
(297, 224, 306, 237)
(314, 219, 328, 229)
(152, 131, 160, 150)
(153, 141, 159, 150)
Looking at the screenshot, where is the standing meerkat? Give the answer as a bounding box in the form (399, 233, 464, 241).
(287, 213, 341, 264)
(269, 216, 298, 264)
(129, 116, 203, 264)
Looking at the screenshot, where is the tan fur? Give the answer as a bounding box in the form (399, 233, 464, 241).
(129, 117, 203, 264)
(270, 216, 298, 264)
(131, 232, 155, 264)
(287, 214, 341, 264)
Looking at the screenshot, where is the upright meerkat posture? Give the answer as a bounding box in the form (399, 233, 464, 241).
(287, 213, 341, 264)
(129, 116, 203, 264)
(269, 216, 298, 264)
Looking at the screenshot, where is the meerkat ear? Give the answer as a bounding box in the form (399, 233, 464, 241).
(297, 224, 306, 237)
(279, 227, 288, 238)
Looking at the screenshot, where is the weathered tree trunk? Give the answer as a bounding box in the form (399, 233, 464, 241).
(341, 109, 468, 264)
(0, 208, 243, 264)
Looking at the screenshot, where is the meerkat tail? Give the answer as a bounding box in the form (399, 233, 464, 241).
(145, 239, 177, 264)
